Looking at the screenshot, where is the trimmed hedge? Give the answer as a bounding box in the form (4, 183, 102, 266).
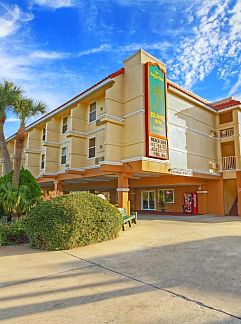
(26, 192, 122, 250)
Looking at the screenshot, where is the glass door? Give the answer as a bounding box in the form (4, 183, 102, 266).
(142, 191, 156, 210)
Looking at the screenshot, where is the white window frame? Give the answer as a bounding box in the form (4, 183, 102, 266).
(40, 153, 45, 171)
(141, 190, 156, 210)
(88, 137, 96, 159)
(42, 127, 46, 141)
(61, 146, 67, 165)
(159, 189, 174, 204)
(62, 116, 68, 134)
(89, 102, 97, 123)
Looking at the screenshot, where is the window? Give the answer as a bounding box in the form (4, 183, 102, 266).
(88, 137, 96, 158)
(40, 154, 45, 170)
(62, 117, 68, 134)
(42, 128, 46, 141)
(159, 189, 174, 203)
(89, 102, 96, 123)
(61, 147, 67, 165)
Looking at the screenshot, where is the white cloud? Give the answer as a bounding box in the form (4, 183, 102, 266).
(0, 24, 85, 115)
(118, 41, 171, 53)
(30, 50, 68, 59)
(229, 1, 241, 38)
(30, 0, 179, 9)
(31, 0, 76, 9)
(169, 0, 241, 91)
(228, 73, 241, 97)
(6, 117, 19, 123)
(0, 2, 87, 117)
(0, 3, 33, 38)
(114, 0, 180, 5)
(76, 41, 171, 59)
(77, 44, 112, 57)
(0, 44, 85, 111)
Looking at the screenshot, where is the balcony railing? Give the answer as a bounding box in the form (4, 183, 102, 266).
(220, 128, 234, 138)
(222, 156, 236, 170)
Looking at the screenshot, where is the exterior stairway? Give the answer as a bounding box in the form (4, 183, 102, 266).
(229, 197, 238, 216)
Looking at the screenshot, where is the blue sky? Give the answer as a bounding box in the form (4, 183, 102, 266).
(1, 0, 241, 137)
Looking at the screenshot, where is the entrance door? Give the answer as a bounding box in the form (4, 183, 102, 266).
(142, 191, 156, 210)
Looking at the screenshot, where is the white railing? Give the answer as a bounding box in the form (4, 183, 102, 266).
(222, 156, 236, 170)
(220, 128, 234, 138)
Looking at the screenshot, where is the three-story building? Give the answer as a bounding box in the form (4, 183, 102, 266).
(2, 49, 241, 216)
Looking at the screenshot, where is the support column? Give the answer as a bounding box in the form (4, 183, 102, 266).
(117, 173, 129, 211)
(54, 179, 63, 192)
(207, 178, 225, 215)
(237, 171, 241, 216)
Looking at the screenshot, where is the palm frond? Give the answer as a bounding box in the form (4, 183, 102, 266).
(13, 98, 46, 125)
(0, 80, 23, 113)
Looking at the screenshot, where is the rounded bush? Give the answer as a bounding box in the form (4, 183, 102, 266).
(25, 192, 122, 250)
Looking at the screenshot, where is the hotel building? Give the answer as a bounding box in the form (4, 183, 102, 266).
(3, 49, 241, 216)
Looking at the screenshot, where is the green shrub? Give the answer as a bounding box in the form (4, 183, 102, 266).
(0, 168, 42, 217)
(18, 168, 42, 200)
(0, 219, 28, 246)
(0, 223, 7, 246)
(26, 192, 122, 250)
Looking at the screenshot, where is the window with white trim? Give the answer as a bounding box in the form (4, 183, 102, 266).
(42, 128, 46, 141)
(88, 137, 96, 158)
(89, 102, 96, 123)
(61, 147, 67, 165)
(159, 189, 174, 203)
(62, 117, 68, 134)
(40, 154, 45, 170)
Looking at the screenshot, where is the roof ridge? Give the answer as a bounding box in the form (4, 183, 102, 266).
(7, 68, 124, 141)
(167, 80, 211, 107)
(210, 98, 241, 110)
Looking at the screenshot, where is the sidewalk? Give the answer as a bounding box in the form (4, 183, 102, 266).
(1, 216, 241, 323)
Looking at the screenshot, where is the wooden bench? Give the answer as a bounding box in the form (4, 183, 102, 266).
(118, 208, 137, 231)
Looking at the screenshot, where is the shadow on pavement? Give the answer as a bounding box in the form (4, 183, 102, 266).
(1, 235, 241, 321)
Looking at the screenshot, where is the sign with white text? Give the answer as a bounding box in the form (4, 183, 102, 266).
(145, 62, 168, 160)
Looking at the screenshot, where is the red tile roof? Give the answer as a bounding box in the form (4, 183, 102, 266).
(167, 80, 241, 111)
(109, 68, 125, 79)
(28, 68, 124, 128)
(38, 67, 125, 121)
(211, 98, 241, 110)
(7, 65, 241, 141)
(167, 80, 210, 107)
(7, 68, 125, 141)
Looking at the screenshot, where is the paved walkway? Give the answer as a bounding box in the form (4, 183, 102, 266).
(1, 215, 241, 323)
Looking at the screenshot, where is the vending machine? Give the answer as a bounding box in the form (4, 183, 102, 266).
(183, 193, 198, 214)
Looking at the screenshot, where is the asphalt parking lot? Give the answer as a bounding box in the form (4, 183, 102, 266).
(1, 215, 241, 323)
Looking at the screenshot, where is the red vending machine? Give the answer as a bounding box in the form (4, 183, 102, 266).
(183, 193, 198, 215)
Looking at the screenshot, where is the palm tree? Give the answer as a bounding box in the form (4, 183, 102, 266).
(0, 80, 22, 174)
(12, 98, 46, 187)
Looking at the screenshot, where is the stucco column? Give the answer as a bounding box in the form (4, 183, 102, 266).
(54, 179, 63, 192)
(207, 178, 225, 215)
(117, 174, 129, 210)
(237, 171, 241, 216)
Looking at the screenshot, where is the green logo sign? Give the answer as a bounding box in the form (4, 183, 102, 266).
(145, 63, 168, 160)
(149, 65, 167, 137)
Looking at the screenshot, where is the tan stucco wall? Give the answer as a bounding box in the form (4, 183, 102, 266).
(1, 49, 239, 188)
